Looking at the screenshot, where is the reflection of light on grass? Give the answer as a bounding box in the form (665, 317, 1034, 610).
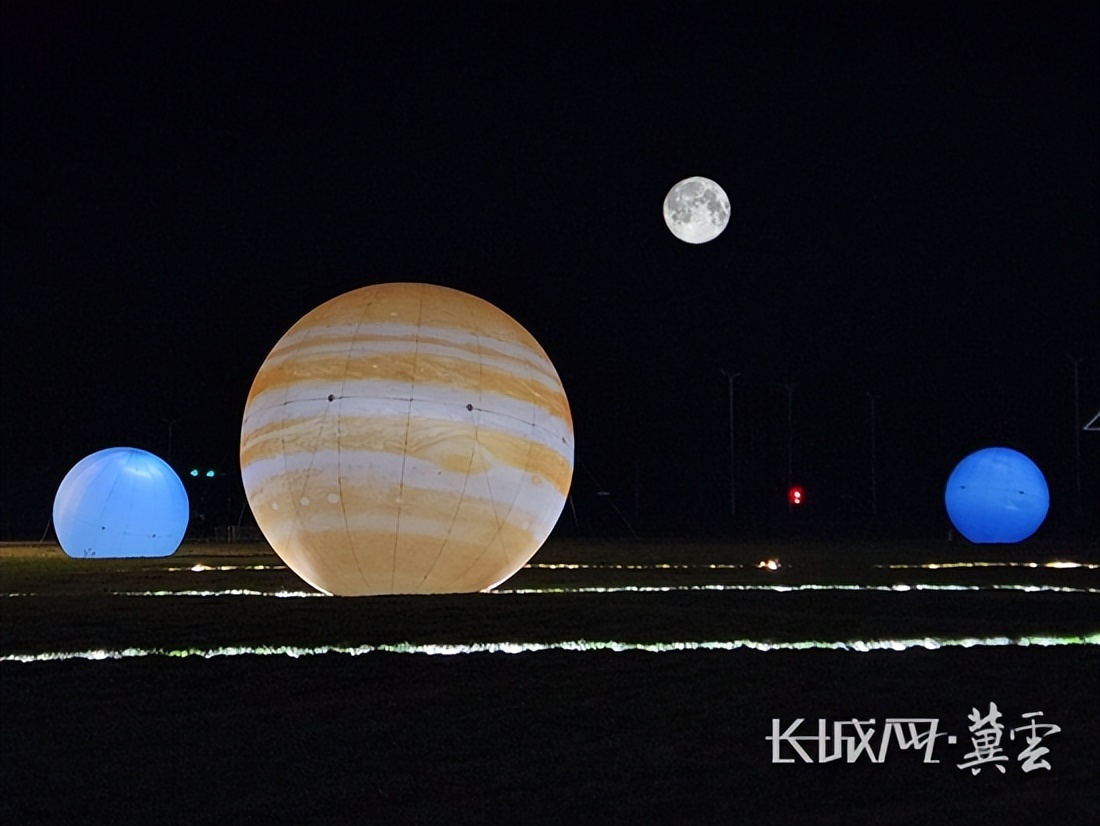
(878, 561, 1098, 570)
(4, 633, 1098, 663)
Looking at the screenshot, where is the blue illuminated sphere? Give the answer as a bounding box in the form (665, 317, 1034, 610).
(53, 447, 190, 558)
(944, 447, 1049, 543)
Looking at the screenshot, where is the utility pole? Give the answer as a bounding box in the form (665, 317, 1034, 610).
(162, 417, 182, 463)
(1069, 354, 1084, 515)
(868, 393, 878, 516)
(719, 370, 740, 517)
(784, 382, 794, 512)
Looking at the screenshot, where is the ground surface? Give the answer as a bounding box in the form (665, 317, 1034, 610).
(2, 537, 1097, 824)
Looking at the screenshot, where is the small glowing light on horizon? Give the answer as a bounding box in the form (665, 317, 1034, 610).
(756, 559, 781, 571)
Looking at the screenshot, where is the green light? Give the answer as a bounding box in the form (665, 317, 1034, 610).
(205, 470, 215, 478)
(189, 469, 199, 477)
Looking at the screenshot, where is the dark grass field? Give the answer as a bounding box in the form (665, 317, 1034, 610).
(2, 537, 1098, 825)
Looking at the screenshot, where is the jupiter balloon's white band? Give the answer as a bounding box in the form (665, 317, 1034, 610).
(244, 383, 572, 438)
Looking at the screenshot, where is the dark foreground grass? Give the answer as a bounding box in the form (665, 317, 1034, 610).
(1, 537, 1097, 824)
(2, 648, 1097, 825)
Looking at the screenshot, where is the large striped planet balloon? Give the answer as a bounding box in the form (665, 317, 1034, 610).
(240, 283, 574, 596)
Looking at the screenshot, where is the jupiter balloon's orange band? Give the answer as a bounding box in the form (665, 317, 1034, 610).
(284, 282, 547, 344)
(263, 328, 558, 380)
(240, 282, 574, 596)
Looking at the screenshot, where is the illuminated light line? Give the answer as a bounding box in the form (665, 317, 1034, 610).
(878, 561, 1098, 570)
(166, 564, 288, 572)
(1, 590, 322, 598)
(5, 583, 1097, 600)
(117, 589, 325, 598)
(492, 583, 1100, 595)
(526, 563, 747, 570)
(4, 634, 1098, 663)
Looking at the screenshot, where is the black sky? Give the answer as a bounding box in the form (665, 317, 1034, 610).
(2, 0, 1097, 540)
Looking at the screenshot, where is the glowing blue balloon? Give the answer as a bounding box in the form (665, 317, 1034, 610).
(944, 447, 1049, 543)
(53, 447, 189, 558)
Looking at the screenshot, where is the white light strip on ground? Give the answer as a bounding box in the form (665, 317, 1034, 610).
(877, 561, 1098, 570)
(3, 634, 1098, 663)
(527, 563, 747, 570)
(122, 589, 324, 598)
(165, 564, 288, 572)
(133, 561, 1096, 575)
(4, 583, 1097, 599)
(2, 589, 324, 598)
(493, 583, 1100, 595)
(164, 563, 749, 573)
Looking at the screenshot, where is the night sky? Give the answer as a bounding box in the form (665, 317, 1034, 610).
(2, 1, 1097, 540)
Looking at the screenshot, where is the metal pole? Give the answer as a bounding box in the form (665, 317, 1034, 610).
(1069, 355, 1083, 515)
(633, 456, 640, 525)
(162, 417, 182, 463)
(785, 383, 794, 512)
(868, 393, 877, 516)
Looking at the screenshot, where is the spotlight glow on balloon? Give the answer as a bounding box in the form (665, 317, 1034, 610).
(53, 447, 189, 558)
(663, 176, 730, 244)
(944, 447, 1049, 543)
(240, 282, 574, 596)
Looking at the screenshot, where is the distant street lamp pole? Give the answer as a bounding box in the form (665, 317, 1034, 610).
(1069, 354, 1084, 515)
(868, 393, 878, 516)
(162, 417, 182, 463)
(784, 382, 794, 512)
(719, 370, 741, 517)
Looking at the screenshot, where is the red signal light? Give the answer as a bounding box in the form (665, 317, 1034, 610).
(788, 486, 804, 506)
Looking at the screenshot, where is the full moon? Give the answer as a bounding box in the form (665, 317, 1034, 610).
(663, 176, 730, 244)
